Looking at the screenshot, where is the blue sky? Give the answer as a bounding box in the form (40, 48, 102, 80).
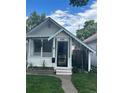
(26, 0, 97, 34)
(26, 0, 96, 16)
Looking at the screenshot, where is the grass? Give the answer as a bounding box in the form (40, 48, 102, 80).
(72, 73, 97, 93)
(26, 75, 64, 93)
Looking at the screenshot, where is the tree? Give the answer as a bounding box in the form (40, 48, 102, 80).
(69, 0, 89, 7)
(76, 20, 97, 41)
(26, 11, 46, 32)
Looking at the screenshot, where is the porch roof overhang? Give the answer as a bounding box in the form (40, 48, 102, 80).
(48, 29, 96, 53)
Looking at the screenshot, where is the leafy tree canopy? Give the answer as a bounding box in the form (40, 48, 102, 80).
(69, 0, 89, 7)
(76, 20, 97, 41)
(26, 11, 46, 32)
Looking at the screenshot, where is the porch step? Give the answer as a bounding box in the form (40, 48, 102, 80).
(56, 68, 72, 75)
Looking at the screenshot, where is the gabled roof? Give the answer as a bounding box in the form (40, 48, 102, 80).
(83, 33, 97, 43)
(27, 17, 96, 53)
(47, 17, 96, 53)
(27, 18, 50, 35)
(48, 28, 96, 53)
(27, 17, 60, 37)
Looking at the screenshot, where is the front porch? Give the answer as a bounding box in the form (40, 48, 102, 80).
(27, 35, 73, 75)
(27, 36, 92, 75)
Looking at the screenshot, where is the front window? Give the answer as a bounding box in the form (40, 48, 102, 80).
(33, 39, 53, 57)
(43, 39, 52, 52)
(42, 39, 53, 57)
(33, 39, 42, 55)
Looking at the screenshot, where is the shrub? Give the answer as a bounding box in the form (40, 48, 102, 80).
(91, 65, 97, 73)
(72, 67, 84, 73)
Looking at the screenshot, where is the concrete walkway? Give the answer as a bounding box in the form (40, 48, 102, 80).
(55, 75, 78, 93)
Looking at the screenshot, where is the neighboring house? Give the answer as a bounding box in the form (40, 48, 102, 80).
(26, 17, 95, 75)
(83, 33, 97, 67)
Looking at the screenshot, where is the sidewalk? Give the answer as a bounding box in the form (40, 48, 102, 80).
(55, 75, 78, 93)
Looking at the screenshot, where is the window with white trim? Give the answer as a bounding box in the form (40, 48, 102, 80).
(33, 39, 42, 55)
(33, 39, 53, 57)
(42, 39, 53, 57)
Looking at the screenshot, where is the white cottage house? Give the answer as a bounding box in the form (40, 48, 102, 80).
(26, 17, 95, 75)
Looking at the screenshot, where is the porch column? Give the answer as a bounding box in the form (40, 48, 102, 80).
(28, 39, 31, 63)
(52, 38, 55, 57)
(88, 51, 91, 71)
(69, 38, 72, 68)
(41, 39, 43, 58)
(52, 38, 56, 68)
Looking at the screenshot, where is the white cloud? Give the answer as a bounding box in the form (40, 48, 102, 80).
(48, 1, 97, 35)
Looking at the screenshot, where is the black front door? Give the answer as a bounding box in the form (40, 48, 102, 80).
(57, 41, 68, 67)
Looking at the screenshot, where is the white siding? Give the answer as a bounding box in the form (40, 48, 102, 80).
(87, 41, 97, 51)
(87, 40, 97, 66)
(90, 52, 97, 66)
(28, 56, 53, 67)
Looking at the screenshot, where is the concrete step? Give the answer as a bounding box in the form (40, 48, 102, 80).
(56, 69, 72, 73)
(56, 69, 72, 75)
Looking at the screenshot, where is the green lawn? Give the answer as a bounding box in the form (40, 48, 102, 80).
(72, 73, 97, 93)
(26, 75, 64, 93)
